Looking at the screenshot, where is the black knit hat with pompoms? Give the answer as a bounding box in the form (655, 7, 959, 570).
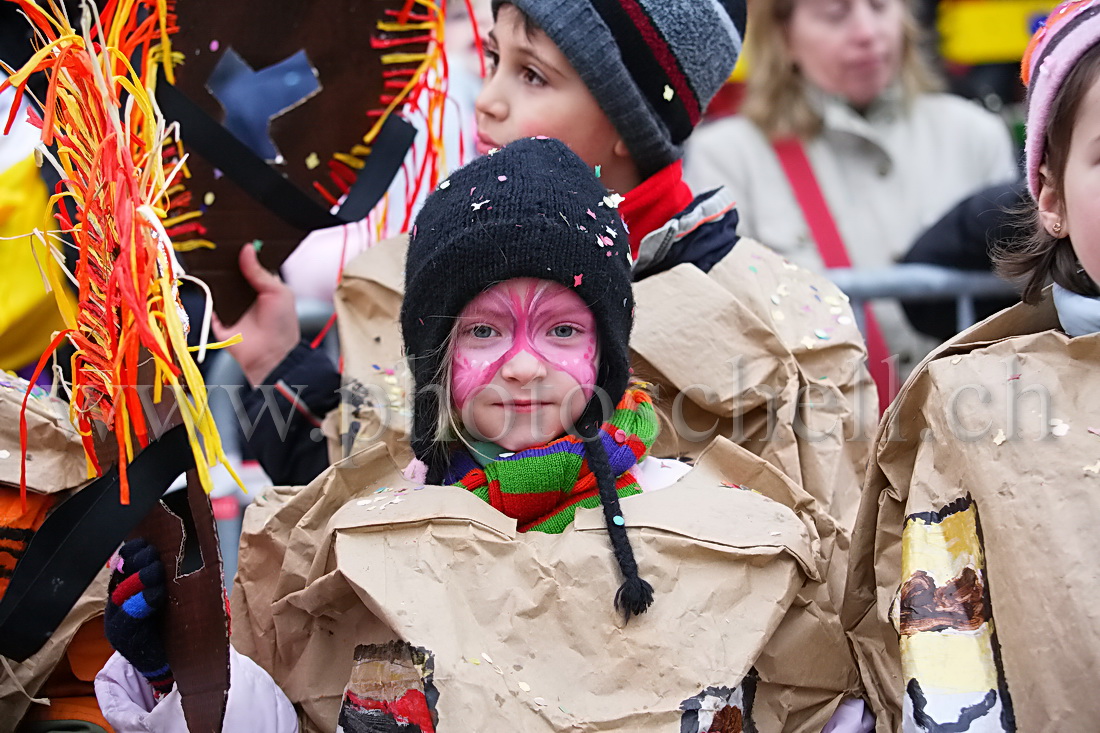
(400, 137, 652, 617)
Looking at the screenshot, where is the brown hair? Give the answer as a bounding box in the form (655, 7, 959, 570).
(740, 0, 941, 139)
(493, 2, 543, 39)
(996, 44, 1100, 303)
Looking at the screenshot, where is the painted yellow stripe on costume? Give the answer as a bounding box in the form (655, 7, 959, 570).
(901, 626, 1000, 693)
(903, 505, 985, 582)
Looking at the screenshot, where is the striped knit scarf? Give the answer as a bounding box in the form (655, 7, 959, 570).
(446, 390, 658, 534)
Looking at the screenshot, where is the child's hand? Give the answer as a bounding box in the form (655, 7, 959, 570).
(105, 538, 175, 698)
(212, 243, 301, 386)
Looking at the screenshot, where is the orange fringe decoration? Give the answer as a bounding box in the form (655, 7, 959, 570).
(3, 0, 240, 508)
(320, 0, 453, 236)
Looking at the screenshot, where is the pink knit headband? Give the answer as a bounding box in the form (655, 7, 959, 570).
(1023, 0, 1100, 197)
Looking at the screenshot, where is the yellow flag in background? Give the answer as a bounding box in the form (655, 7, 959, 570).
(0, 154, 75, 371)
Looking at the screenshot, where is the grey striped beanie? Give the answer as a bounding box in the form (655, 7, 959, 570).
(491, 0, 747, 178)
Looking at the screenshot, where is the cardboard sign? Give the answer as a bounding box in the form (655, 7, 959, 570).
(163, 0, 425, 322)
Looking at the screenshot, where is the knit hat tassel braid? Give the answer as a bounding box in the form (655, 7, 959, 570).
(582, 419, 653, 618)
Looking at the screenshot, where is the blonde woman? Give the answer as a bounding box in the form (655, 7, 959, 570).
(685, 0, 1018, 373)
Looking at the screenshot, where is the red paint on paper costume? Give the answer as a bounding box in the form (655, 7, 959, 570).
(342, 688, 436, 732)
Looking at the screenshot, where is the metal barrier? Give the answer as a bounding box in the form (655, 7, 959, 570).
(825, 264, 1019, 334)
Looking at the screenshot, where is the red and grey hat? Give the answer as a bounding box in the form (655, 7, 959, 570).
(491, 0, 746, 178)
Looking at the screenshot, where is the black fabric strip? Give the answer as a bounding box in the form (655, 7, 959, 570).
(587, 0, 694, 143)
(0, 546, 26, 563)
(155, 70, 417, 232)
(337, 115, 418, 223)
(0, 526, 34, 543)
(0, 425, 194, 662)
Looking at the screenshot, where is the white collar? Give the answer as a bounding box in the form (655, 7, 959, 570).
(1053, 282, 1100, 337)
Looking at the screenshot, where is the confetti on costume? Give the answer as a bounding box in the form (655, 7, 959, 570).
(1, 0, 240, 506)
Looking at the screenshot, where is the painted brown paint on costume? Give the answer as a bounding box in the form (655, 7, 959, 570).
(900, 566, 987, 635)
(898, 494, 1016, 732)
(679, 674, 757, 733)
(338, 641, 438, 733)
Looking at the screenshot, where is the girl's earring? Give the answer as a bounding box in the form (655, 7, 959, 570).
(1053, 221, 1063, 235)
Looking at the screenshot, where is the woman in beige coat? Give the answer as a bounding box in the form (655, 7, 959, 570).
(685, 0, 1018, 373)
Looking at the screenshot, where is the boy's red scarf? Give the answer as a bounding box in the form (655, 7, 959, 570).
(447, 390, 659, 533)
(619, 160, 694, 261)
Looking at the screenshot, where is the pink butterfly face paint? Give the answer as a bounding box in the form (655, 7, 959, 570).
(451, 278, 599, 409)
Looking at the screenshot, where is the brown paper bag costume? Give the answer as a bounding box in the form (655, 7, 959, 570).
(0, 376, 89, 495)
(233, 436, 820, 732)
(331, 237, 873, 727)
(844, 294, 1100, 731)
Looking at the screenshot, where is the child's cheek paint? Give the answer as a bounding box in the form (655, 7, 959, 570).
(537, 330, 597, 398)
(529, 289, 599, 396)
(451, 352, 500, 409)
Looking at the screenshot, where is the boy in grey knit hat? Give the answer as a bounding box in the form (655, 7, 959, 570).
(477, 0, 747, 275)
(483, 0, 745, 180)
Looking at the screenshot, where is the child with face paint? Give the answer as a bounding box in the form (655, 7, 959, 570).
(400, 136, 686, 582)
(209, 0, 876, 721)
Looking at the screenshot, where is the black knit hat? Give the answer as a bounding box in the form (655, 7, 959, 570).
(401, 137, 652, 617)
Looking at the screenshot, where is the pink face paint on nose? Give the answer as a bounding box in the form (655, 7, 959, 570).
(450, 279, 599, 408)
